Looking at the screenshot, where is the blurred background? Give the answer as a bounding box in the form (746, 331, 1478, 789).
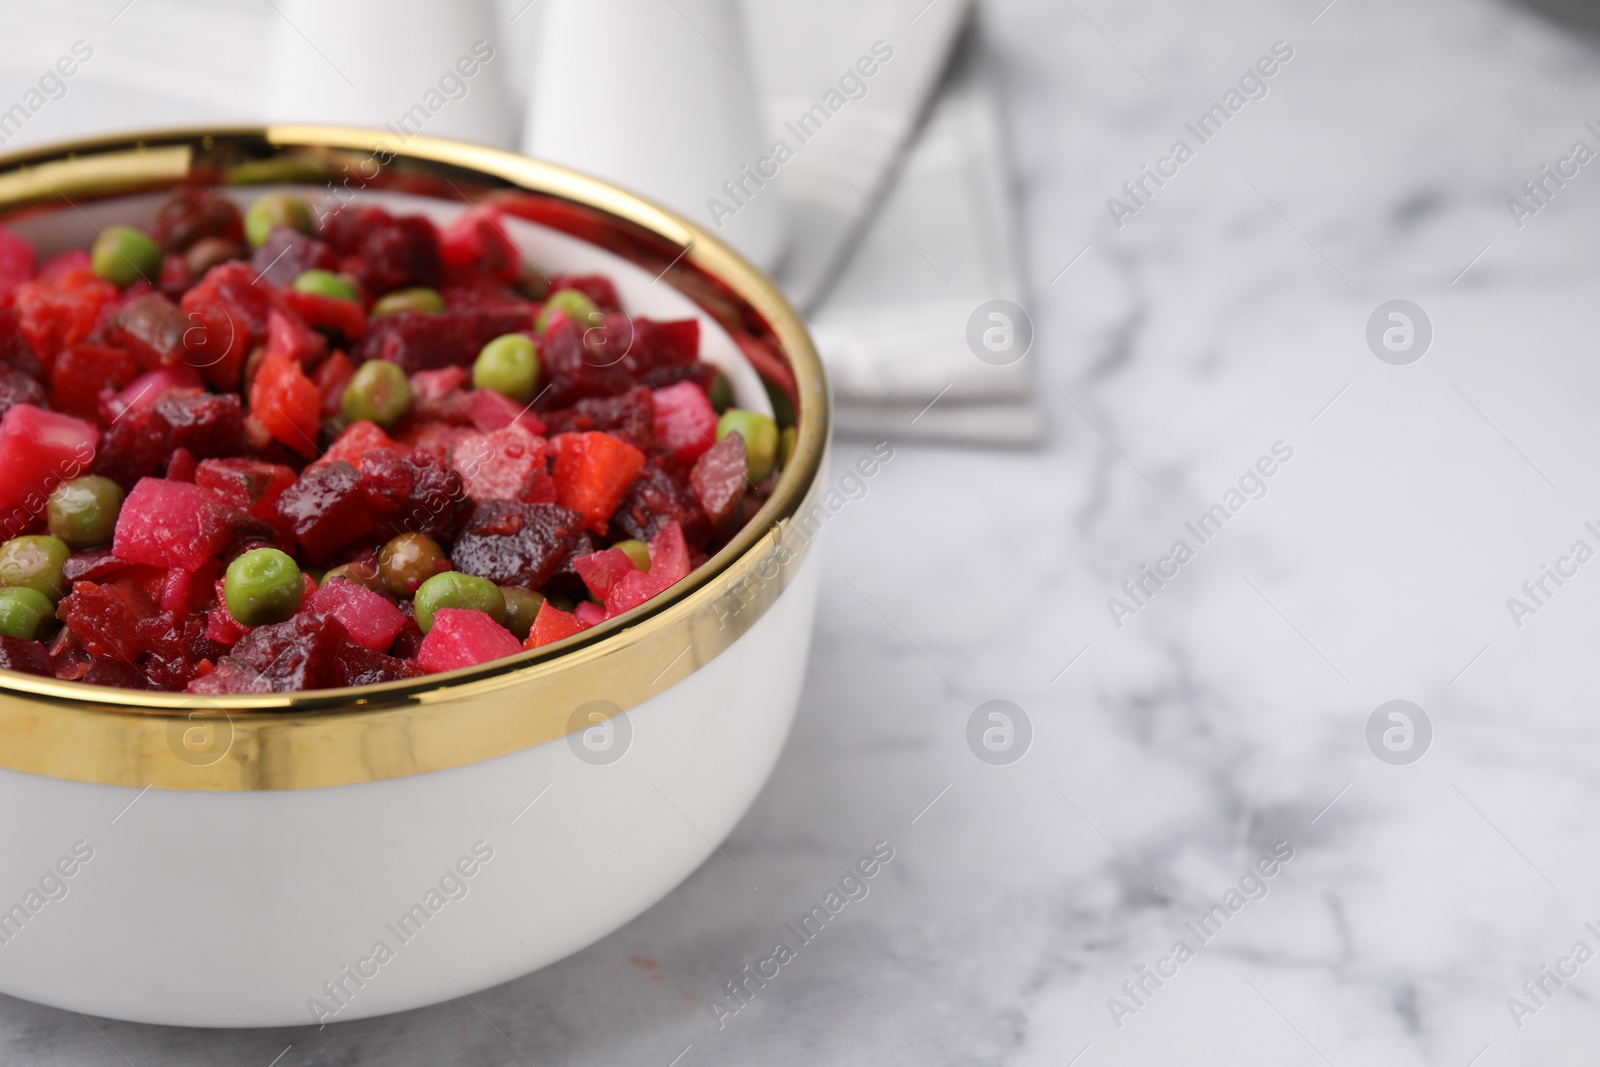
(5, 0, 1600, 1063)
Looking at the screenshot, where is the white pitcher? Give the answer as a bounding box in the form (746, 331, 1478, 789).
(263, 0, 517, 149)
(523, 0, 787, 271)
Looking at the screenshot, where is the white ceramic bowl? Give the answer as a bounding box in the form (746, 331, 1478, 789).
(0, 128, 828, 1027)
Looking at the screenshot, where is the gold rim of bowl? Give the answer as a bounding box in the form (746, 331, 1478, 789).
(0, 126, 829, 790)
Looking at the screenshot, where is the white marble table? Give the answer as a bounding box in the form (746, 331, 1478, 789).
(7, 0, 1600, 1063)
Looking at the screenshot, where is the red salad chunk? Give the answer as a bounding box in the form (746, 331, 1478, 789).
(306, 578, 407, 653)
(0, 229, 35, 308)
(417, 608, 522, 673)
(0, 190, 791, 692)
(112, 478, 240, 570)
(0, 403, 99, 529)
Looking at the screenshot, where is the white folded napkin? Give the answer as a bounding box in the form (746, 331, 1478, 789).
(806, 29, 1043, 444)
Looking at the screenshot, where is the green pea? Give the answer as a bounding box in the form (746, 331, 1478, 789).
(778, 426, 798, 473)
(534, 288, 602, 334)
(0, 536, 70, 601)
(499, 586, 545, 641)
(709, 371, 733, 414)
(342, 359, 413, 428)
(224, 548, 304, 627)
(91, 225, 162, 288)
(0, 587, 56, 641)
(612, 539, 651, 572)
(46, 476, 124, 549)
(472, 333, 539, 403)
(717, 409, 779, 482)
(414, 572, 506, 633)
(293, 269, 358, 302)
(372, 287, 445, 317)
(245, 192, 312, 248)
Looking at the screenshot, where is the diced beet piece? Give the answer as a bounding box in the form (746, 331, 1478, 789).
(159, 567, 193, 613)
(180, 261, 272, 390)
(205, 599, 250, 646)
(48, 627, 90, 680)
(0, 404, 99, 531)
(307, 578, 406, 653)
(58, 579, 157, 662)
(609, 464, 707, 547)
(136, 610, 223, 690)
(450, 426, 549, 503)
(110, 365, 204, 419)
(49, 342, 138, 421)
(110, 293, 189, 368)
(544, 386, 655, 451)
(195, 458, 296, 521)
(183, 261, 273, 333)
(165, 447, 197, 482)
(179, 298, 248, 391)
(228, 611, 351, 692)
(155, 392, 243, 458)
(620, 318, 699, 377)
(336, 642, 423, 687)
(536, 318, 633, 409)
(651, 380, 717, 464)
(0, 307, 43, 377)
(318, 203, 390, 253)
(524, 600, 585, 649)
(0, 229, 35, 309)
(573, 547, 637, 602)
(550, 529, 596, 587)
(389, 614, 425, 659)
(113, 478, 240, 570)
(440, 205, 520, 282)
(417, 608, 521, 673)
(318, 419, 401, 471)
(153, 188, 243, 252)
(397, 422, 469, 461)
(275, 460, 373, 562)
(450, 501, 584, 589)
(547, 273, 620, 311)
(14, 266, 117, 366)
(352, 306, 531, 374)
(314, 351, 354, 417)
(690, 432, 747, 528)
(0, 634, 51, 677)
(359, 447, 468, 541)
(551, 431, 646, 535)
(248, 351, 320, 458)
(353, 215, 444, 294)
(64, 549, 135, 584)
(605, 522, 691, 615)
(264, 307, 327, 367)
(251, 227, 336, 287)
(572, 600, 606, 627)
(412, 366, 470, 402)
(466, 388, 545, 435)
(82, 657, 154, 690)
(39, 250, 91, 278)
(0, 366, 46, 424)
(638, 361, 719, 395)
(186, 657, 271, 694)
(92, 408, 170, 492)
